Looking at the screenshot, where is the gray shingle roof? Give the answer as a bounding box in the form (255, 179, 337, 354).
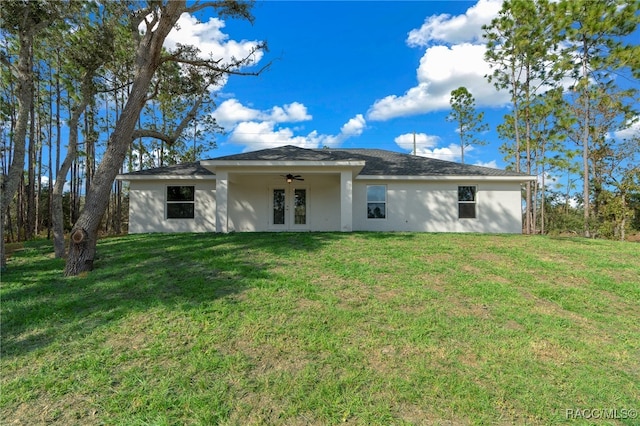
(119, 145, 529, 178)
(213, 145, 526, 177)
(120, 162, 214, 177)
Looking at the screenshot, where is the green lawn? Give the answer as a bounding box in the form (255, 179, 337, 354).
(1, 233, 639, 425)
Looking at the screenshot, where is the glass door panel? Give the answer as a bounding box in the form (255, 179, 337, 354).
(293, 189, 306, 225)
(270, 187, 308, 230)
(273, 189, 285, 225)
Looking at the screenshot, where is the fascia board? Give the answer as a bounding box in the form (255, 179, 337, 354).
(356, 175, 537, 182)
(115, 174, 216, 181)
(201, 160, 366, 168)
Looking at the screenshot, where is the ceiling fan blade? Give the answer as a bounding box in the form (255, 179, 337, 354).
(282, 173, 304, 181)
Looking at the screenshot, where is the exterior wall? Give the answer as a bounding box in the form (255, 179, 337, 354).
(126, 176, 523, 234)
(226, 174, 341, 232)
(352, 180, 523, 233)
(128, 180, 216, 233)
(312, 174, 342, 231)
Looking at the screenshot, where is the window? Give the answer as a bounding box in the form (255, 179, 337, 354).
(458, 186, 476, 219)
(367, 185, 386, 219)
(167, 186, 195, 219)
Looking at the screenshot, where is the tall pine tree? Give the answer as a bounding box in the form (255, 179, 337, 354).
(446, 87, 488, 165)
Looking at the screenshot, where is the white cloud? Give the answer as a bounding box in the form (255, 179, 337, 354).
(139, 13, 264, 94)
(367, 1, 509, 122)
(368, 84, 436, 121)
(215, 99, 366, 150)
(212, 99, 261, 129)
(269, 102, 312, 123)
(417, 44, 491, 90)
(340, 114, 366, 137)
(419, 143, 466, 162)
(165, 13, 264, 66)
(614, 119, 640, 141)
(394, 132, 465, 161)
(315, 114, 366, 148)
(213, 99, 312, 130)
(474, 160, 498, 168)
(368, 44, 504, 120)
(394, 132, 440, 152)
(229, 121, 320, 149)
(407, 0, 502, 46)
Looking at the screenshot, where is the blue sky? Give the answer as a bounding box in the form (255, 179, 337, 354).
(163, 0, 638, 171)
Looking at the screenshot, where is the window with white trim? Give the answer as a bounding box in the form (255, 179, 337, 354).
(167, 186, 195, 219)
(458, 186, 476, 219)
(367, 185, 386, 219)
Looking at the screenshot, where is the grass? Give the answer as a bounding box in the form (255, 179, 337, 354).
(1, 232, 639, 425)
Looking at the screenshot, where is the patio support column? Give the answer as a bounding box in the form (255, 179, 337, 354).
(215, 171, 228, 233)
(340, 171, 353, 232)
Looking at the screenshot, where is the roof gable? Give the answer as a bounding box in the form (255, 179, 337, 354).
(117, 145, 532, 179)
(213, 145, 335, 162)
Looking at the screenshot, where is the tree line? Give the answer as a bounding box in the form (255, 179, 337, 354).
(449, 0, 639, 239)
(1, 0, 639, 276)
(1, 0, 267, 274)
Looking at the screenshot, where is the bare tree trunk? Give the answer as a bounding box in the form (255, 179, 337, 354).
(6, 205, 15, 243)
(26, 85, 37, 240)
(37, 110, 43, 236)
(47, 65, 54, 240)
(55, 50, 61, 188)
(53, 95, 89, 258)
(65, 81, 150, 274)
(17, 177, 25, 241)
(70, 158, 79, 224)
(115, 178, 122, 234)
(581, 37, 591, 238)
(85, 104, 95, 195)
(65, 1, 184, 276)
(52, 51, 64, 255)
(0, 206, 4, 271)
(1, 26, 35, 268)
(619, 191, 627, 242)
(540, 142, 546, 235)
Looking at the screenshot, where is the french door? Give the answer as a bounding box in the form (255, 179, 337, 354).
(271, 187, 308, 230)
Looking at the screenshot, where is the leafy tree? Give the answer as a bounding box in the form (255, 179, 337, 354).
(483, 0, 562, 234)
(51, 3, 116, 257)
(64, 0, 267, 276)
(446, 86, 488, 164)
(138, 54, 221, 168)
(554, 0, 640, 236)
(0, 0, 64, 268)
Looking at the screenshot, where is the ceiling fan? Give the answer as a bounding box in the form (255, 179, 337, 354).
(282, 173, 304, 183)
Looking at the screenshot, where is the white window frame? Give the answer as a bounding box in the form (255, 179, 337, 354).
(166, 185, 195, 219)
(367, 184, 387, 219)
(458, 185, 477, 219)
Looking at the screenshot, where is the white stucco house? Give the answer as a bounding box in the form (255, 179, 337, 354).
(116, 145, 536, 234)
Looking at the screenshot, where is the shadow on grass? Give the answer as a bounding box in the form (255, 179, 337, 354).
(1, 232, 342, 358)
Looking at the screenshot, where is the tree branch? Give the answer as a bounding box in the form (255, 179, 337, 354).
(131, 91, 206, 146)
(130, 128, 175, 145)
(186, 1, 254, 24)
(0, 52, 15, 76)
(145, 78, 162, 102)
(160, 41, 270, 78)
